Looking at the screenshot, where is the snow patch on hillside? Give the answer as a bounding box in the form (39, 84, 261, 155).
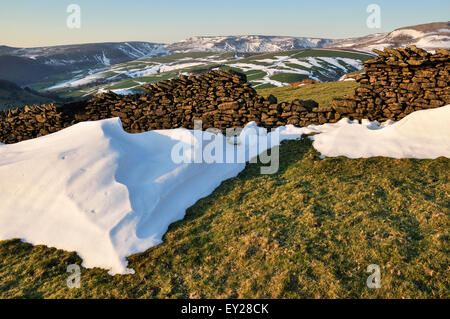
(99, 51, 110, 66)
(331, 24, 450, 52)
(229, 54, 362, 87)
(415, 35, 450, 49)
(48, 72, 106, 89)
(387, 29, 425, 39)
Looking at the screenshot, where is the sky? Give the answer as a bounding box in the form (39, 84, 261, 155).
(1, 0, 449, 47)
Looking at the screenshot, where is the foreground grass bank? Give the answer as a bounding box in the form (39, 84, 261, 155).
(0, 138, 448, 298)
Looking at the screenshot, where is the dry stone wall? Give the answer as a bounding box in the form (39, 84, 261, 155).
(332, 46, 449, 121)
(0, 70, 322, 144)
(1, 48, 448, 145)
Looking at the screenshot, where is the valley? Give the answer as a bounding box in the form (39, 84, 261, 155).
(28, 49, 371, 99)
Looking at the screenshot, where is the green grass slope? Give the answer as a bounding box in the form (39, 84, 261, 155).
(0, 138, 448, 298)
(0, 79, 54, 111)
(257, 80, 359, 107)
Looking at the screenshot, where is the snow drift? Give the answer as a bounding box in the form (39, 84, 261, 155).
(0, 105, 449, 274)
(311, 105, 450, 158)
(0, 119, 277, 274)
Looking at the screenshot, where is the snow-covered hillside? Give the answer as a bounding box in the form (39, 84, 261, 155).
(167, 35, 333, 53)
(331, 21, 450, 52)
(0, 105, 448, 274)
(39, 49, 370, 97)
(227, 51, 364, 87)
(1, 42, 169, 67)
(1, 21, 447, 87)
(0, 42, 169, 79)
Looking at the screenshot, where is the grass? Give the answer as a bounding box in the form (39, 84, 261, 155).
(257, 80, 359, 107)
(246, 71, 267, 81)
(269, 73, 309, 83)
(294, 49, 373, 60)
(0, 138, 448, 298)
(225, 50, 305, 65)
(0, 91, 52, 111)
(251, 83, 276, 89)
(0, 82, 54, 110)
(284, 63, 311, 71)
(27, 71, 86, 92)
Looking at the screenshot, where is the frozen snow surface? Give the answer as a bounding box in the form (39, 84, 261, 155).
(0, 105, 449, 274)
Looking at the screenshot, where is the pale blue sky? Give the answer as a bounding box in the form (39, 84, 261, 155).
(1, 0, 449, 47)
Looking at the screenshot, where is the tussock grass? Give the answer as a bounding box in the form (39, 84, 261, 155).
(1, 138, 448, 298)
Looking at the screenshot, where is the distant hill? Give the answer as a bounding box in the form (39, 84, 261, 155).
(330, 21, 450, 52)
(1, 21, 448, 88)
(36, 49, 371, 98)
(0, 55, 62, 86)
(0, 79, 57, 111)
(166, 35, 333, 53)
(0, 42, 168, 68)
(0, 42, 169, 85)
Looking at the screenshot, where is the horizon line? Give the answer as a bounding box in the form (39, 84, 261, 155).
(2, 18, 448, 49)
